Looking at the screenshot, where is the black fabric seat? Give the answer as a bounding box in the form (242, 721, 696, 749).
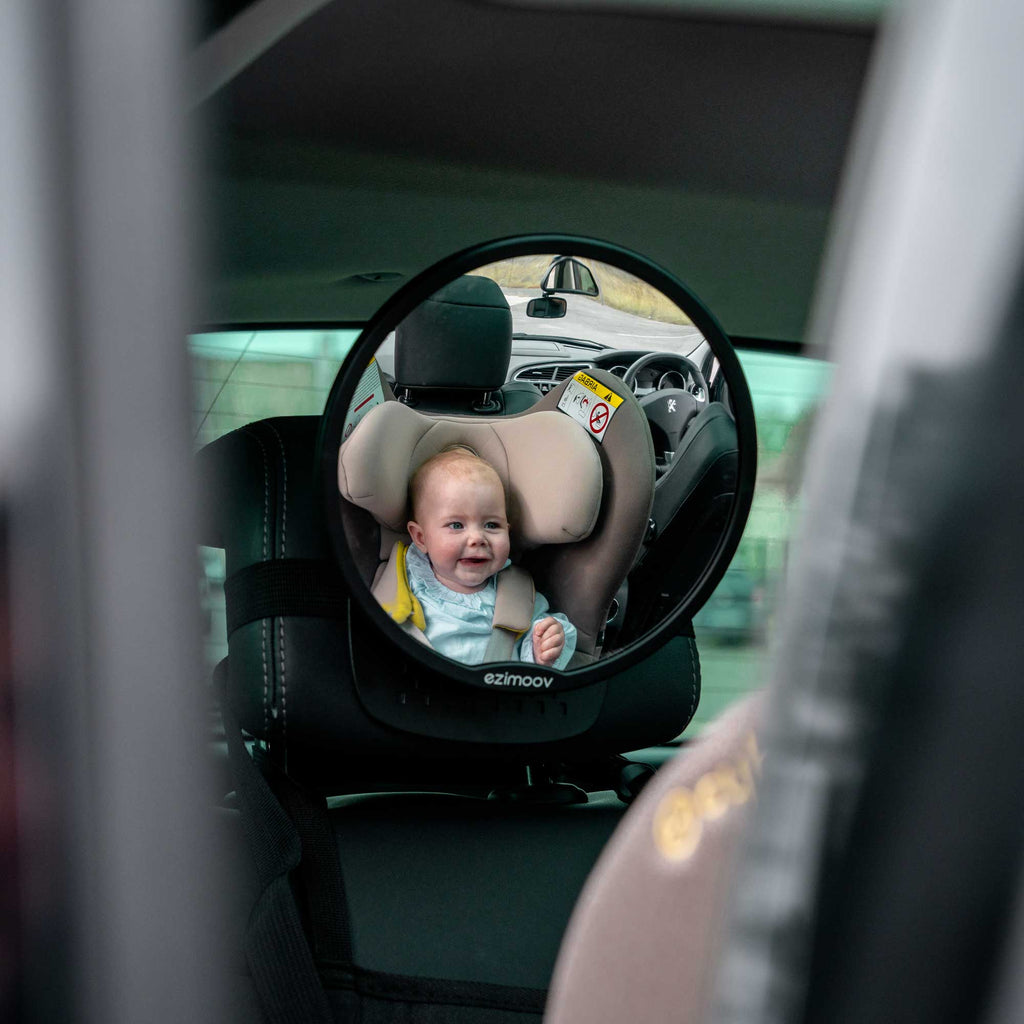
(198, 414, 703, 1022)
(393, 275, 543, 416)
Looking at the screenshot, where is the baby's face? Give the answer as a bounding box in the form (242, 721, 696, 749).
(407, 469, 510, 593)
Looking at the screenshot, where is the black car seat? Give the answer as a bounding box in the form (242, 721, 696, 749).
(392, 275, 544, 415)
(198, 407, 703, 1023)
(335, 369, 653, 663)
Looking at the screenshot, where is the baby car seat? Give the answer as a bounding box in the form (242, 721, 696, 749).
(336, 366, 653, 664)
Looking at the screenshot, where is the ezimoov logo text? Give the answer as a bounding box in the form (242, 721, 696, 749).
(482, 671, 553, 689)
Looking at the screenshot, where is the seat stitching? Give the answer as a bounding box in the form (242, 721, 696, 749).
(268, 422, 288, 746)
(687, 636, 699, 722)
(240, 426, 271, 736)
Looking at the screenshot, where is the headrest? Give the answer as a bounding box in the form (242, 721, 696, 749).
(395, 276, 512, 390)
(338, 401, 603, 545)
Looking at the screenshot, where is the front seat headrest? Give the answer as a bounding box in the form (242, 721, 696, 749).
(338, 402, 603, 545)
(395, 275, 512, 390)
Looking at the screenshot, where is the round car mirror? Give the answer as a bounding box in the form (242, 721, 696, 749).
(320, 235, 756, 701)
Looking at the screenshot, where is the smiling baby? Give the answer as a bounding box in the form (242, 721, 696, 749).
(400, 446, 576, 668)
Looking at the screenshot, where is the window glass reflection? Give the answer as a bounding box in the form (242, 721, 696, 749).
(691, 350, 832, 732)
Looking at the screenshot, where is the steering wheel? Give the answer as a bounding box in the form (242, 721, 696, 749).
(622, 352, 710, 470)
(621, 351, 709, 402)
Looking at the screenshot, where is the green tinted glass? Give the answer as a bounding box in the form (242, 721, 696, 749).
(192, 328, 361, 670)
(190, 328, 361, 448)
(690, 349, 831, 730)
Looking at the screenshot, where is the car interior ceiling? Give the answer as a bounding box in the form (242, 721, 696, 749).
(197, 0, 875, 339)
(187, 2, 880, 1022)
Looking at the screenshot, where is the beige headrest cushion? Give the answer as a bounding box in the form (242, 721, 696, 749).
(338, 401, 603, 546)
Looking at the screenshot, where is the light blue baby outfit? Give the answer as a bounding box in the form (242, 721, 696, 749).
(405, 544, 576, 669)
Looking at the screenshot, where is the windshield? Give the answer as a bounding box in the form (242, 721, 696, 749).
(490, 254, 704, 354)
(372, 255, 710, 378)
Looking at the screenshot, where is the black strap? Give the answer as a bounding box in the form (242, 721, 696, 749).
(225, 559, 348, 636)
(271, 772, 354, 966)
(218, 664, 337, 1024)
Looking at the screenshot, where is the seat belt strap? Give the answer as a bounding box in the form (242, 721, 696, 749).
(493, 565, 535, 632)
(271, 772, 354, 967)
(483, 626, 519, 661)
(485, 565, 535, 661)
(218, 665, 338, 1024)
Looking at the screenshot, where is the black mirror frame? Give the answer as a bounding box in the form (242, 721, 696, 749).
(318, 234, 757, 694)
(526, 295, 567, 318)
(541, 255, 601, 297)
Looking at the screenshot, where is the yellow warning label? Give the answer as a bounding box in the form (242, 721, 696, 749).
(572, 370, 624, 408)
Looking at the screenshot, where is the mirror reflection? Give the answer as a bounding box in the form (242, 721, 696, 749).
(334, 254, 741, 670)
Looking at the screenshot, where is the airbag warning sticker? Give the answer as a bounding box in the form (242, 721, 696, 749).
(343, 358, 385, 441)
(557, 370, 624, 441)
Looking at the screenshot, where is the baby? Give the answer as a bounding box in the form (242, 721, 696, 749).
(401, 447, 576, 668)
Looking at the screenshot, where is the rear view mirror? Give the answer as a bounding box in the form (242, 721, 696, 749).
(541, 256, 600, 297)
(527, 295, 567, 318)
(321, 235, 756, 699)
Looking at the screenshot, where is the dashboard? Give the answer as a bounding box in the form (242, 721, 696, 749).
(375, 332, 718, 402)
(510, 343, 716, 400)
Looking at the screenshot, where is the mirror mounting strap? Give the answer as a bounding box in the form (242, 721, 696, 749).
(487, 770, 589, 805)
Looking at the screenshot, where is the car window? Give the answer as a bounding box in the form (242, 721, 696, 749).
(192, 329, 360, 671)
(191, 328, 361, 449)
(689, 348, 831, 731)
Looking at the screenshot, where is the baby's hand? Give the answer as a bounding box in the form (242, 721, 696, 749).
(532, 617, 565, 667)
